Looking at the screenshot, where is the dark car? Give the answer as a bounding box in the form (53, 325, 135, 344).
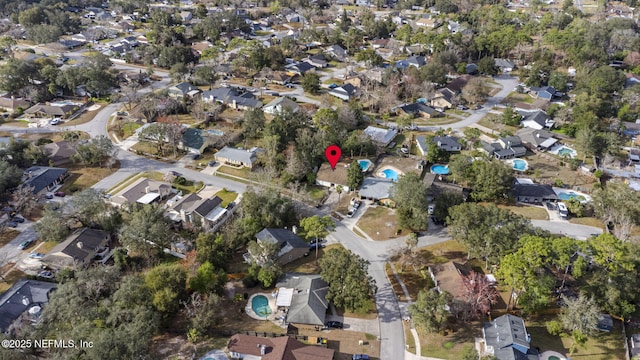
(6, 221, 18, 228)
(191, 154, 201, 160)
(54, 191, 65, 197)
(18, 240, 34, 250)
(12, 216, 25, 223)
(310, 238, 324, 245)
(352, 355, 370, 360)
(310, 243, 326, 251)
(325, 321, 343, 329)
(208, 161, 216, 167)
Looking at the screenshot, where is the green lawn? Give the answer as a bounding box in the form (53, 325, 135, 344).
(214, 189, 238, 208)
(307, 186, 327, 202)
(497, 204, 549, 220)
(216, 165, 251, 179)
(122, 122, 141, 139)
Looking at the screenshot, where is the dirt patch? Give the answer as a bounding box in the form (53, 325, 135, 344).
(0, 228, 20, 247)
(291, 324, 380, 359)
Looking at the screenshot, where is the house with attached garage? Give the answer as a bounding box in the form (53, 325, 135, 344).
(0, 97, 31, 113)
(394, 102, 441, 119)
(262, 97, 300, 115)
(214, 146, 259, 169)
(325, 45, 348, 62)
(0, 280, 57, 335)
(24, 103, 80, 119)
(364, 126, 398, 147)
(512, 182, 558, 203)
(516, 128, 558, 152)
(494, 58, 515, 73)
(167, 82, 200, 98)
(430, 88, 456, 110)
(481, 136, 527, 159)
(478, 314, 539, 360)
(165, 193, 228, 231)
(21, 166, 68, 197)
(275, 273, 330, 326)
(315, 162, 350, 192)
(228, 333, 334, 360)
(43, 141, 76, 166)
(519, 110, 554, 130)
(328, 83, 358, 101)
(201, 87, 262, 110)
(42, 228, 110, 270)
(432, 135, 462, 152)
(358, 177, 396, 206)
(246, 228, 309, 266)
(109, 177, 172, 207)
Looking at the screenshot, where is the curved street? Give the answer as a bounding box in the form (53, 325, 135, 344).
(0, 73, 604, 360)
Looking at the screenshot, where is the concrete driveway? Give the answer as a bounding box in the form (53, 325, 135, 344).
(325, 314, 381, 337)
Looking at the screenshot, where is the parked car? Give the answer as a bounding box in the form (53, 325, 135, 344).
(37, 271, 54, 279)
(208, 161, 216, 167)
(428, 205, 434, 215)
(325, 321, 343, 329)
(347, 209, 355, 218)
(400, 147, 409, 154)
(28, 252, 45, 259)
(54, 191, 65, 197)
(353, 201, 362, 209)
(352, 355, 370, 360)
(45, 193, 54, 199)
(6, 221, 18, 228)
(191, 154, 201, 160)
(309, 243, 326, 251)
(328, 83, 338, 89)
(12, 216, 25, 223)
(49, 118, 61, 125)
(18, 240, 34, 250)
(456, 105, 468, 110)
(310, 238, 324, 245)
(226, 201, 236, 209)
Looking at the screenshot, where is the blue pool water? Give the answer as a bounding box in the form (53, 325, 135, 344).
(430, 165, 450, 175)
(513, 159, 527, 171)
(207, 129, 224, 136)
(558, 147, 575, 156)
(557, 192, 586, 201)
(382, 168, 399, 181)
(251, 295, 271, 317)
(358, 159, 372, 172)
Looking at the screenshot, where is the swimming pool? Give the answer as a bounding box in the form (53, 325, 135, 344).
(430, 165, 450, 175)
(207, 129, 224, 136)
(513, 159, 528, 171)
(382, 168, 399, 181)
(251, 295, 272, 318)
(549, 145, 577, 159)
(358, 159, 373, 172)
(557, 191, 586, 202)
(548, 356, 561, 360)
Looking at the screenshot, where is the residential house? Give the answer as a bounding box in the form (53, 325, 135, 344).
(191, 40, 212, 55)
(432, 136, 462, 152)
(201, 87, 262, 110)
(359, 177, 395, 206)
(228, 334, 334, 360)
(371, 38, 389, 49)
(623, 120, 640, 136)
(180, 128, 210, 154)
(519, 110, 554, 130)
(364, 126, 398, 147)
(214, 146, 259, 169)
(328, 83, 358, 101)
(165, 193, 228, 231)
(0, 97, 31, 113)
(315, 162, 350, 192)
(481, 136, 527, 159)
(21, 166, 68, 196)
(275, 273, 330, 326)
(304, 54, 328, 68)
(513, 183, 558, 203)
(42, 228, 110, 269)
(395, 103, 441, 119)
(24, 103, 80, 119)
(362, 67, 385, 84)
(430, 88, 456, 110)
(533, 86, 558, 101)
(285, 62, 315, 76)
(167, 82, 200, 98)
(416, 136, 430, 156)
(43, 141, 76, 166)
(263, 97, 300, 115)
(416, 17, 440, 28)
(251, 228, 309, 265)
(407, 55, 427, 68)
(325, 45, 348, 62)
(494, 58, 515, 73)
(0, 280, 57, 335)
(423, 173, 470, 201)
(466, 63, 479, 75)
(59, 39, 84, 49)
(179, 11, 192, 23)
(516, 128, 558, 152)
(109, 177, 172, 207)
(428, 261, 477, 314)
(480, 314, 537, 360)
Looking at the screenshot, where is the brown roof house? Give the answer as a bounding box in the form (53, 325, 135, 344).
(315, 162, 351, 192)
(43, 141, 76, 166)
(42, 228, 110, 269)
(24, 103, 80, 119)
(228, 333, 334, 360)
(165, 193, 229, 232)
(0, 97, 31, 113)
(429, 261, 475, 314)
(109, 177, 172, 207)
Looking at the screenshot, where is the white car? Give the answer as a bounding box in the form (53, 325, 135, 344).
(428, 205, 435, 215)
(49, 118, 61, 125)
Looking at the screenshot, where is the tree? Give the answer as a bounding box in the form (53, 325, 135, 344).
(461, 271, 499, 320)
(11, 185, 37, 217)
(559, 294, 601, 336)
(425, 138, 450, 164)
(477, 57, 498, 76)
(0, 159, 22, 198)
(145, 264, 187, 314)
(319, 248, 377, 312)
(301, 72, 321, 95)
(300, 215, 336, 259)
(592, 182, 640, 241)
(501, 106, 521, 126)
(189, 262, 227, 295)
(447, 203, 532, 268)
(34, 207, 70, 243)
(195, 233, 228, 270)
(336, 185, 344, 204)
(390, 172, 429, 231)
(433, 191, 464, 222)
(468, 160, 514, 202)
(241, 108, 266, 139)
(118, 204, 173, 260)
(67, 188, 110, 227)
(72, 135, 117, 166)
(409, 289, 452, 333)
(347, 160, 364, 190)
(462, 78, 490, 104)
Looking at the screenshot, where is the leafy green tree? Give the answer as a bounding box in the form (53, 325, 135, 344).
(301, 72, 321, 94)
(468, 159, 514, 202)
(72, 135, 117, 166)
(425, 137, 451, 163)
(195, 233, 228, 270)
(391, 172, 429, 231)
(433, 191, 465, 223)
(300, 215, 336, 259)
(409, 289, 452, 333)
(548, 71, 569, 92)
(448, 203, 532, 268)
(242, 108, 266, 139)
(592, 182, 640, 241)
(34, 207, 70, 243)
(189, 261, 227, 295)
(356, 48, 384, 66)
(320, 248, 377, 312)
(118, 204, 173, 260)
(145, 264, 187, 314)
(448, 154, 474, 183)
(560, 294, 601, 336)
(477, 57, 498, 75)
(501, 106, 521, 126)
(347, 160, 364, 190)
(0, 159, 22, 199)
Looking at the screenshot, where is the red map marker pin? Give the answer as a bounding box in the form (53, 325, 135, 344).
(325, 145, 341, 170)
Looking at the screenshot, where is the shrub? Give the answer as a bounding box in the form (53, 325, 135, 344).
(174, 176, 187, 185)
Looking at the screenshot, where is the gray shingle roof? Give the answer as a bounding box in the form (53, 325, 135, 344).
(22, 167, 67, 194)
(512, 183, 558, 200)
(0, 280, 57, 333)
(433, 136, 461, 152)
(256, 228, 307, 250)
(359, 177, 394, 200)
(364, 126, 398, 146)
(276, 274, 329, 325)
(483, 314, 531, 360)
(214, 146, 257, 166)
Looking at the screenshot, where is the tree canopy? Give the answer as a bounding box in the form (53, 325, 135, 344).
(319, 247, 377, 312)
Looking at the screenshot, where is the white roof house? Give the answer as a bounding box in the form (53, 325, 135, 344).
(262, 97, 299, 114)
(364, 126, 398, 147)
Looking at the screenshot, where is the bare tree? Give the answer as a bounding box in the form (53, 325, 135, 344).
(11, 185, 37, 216)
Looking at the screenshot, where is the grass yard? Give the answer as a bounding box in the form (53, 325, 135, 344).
(0, 229, 20, 247)
(308, 186, 327, 202)
(357, 206, 407, 240)
(57, 164, 120, 194)
(2, 120, 28, 127)
(122, 122, 142, 139)
(283, 244, 343, 274)
(214, 189, 238, 208)
(497, 204, 549, 220)
(568, 217, 604, 229)
(385, 263, 409, 302)
(527, 315, 626, 359)
(395, 269, 432, 302)
(421, 240, 468, 261)
(404, 322, 417, 354)
(0, 268, 26, 293)
(63, 105, 103, 126)
(34, 241, 58, 254)
(477, 114, 519, 134)
(419, 325, 478, 358)
(217, 165, 251, 179)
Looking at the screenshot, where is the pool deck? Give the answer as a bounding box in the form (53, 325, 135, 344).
(552, 187, 592, 203)
(376, 165, 404, 179)
(539, 350, 566, 360)
(245, 293, 288, 328)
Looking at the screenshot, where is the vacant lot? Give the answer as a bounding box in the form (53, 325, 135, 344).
(0, 228, 20, 247)
(357, 206, 407, 240)
(58, 164, 120, 194)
